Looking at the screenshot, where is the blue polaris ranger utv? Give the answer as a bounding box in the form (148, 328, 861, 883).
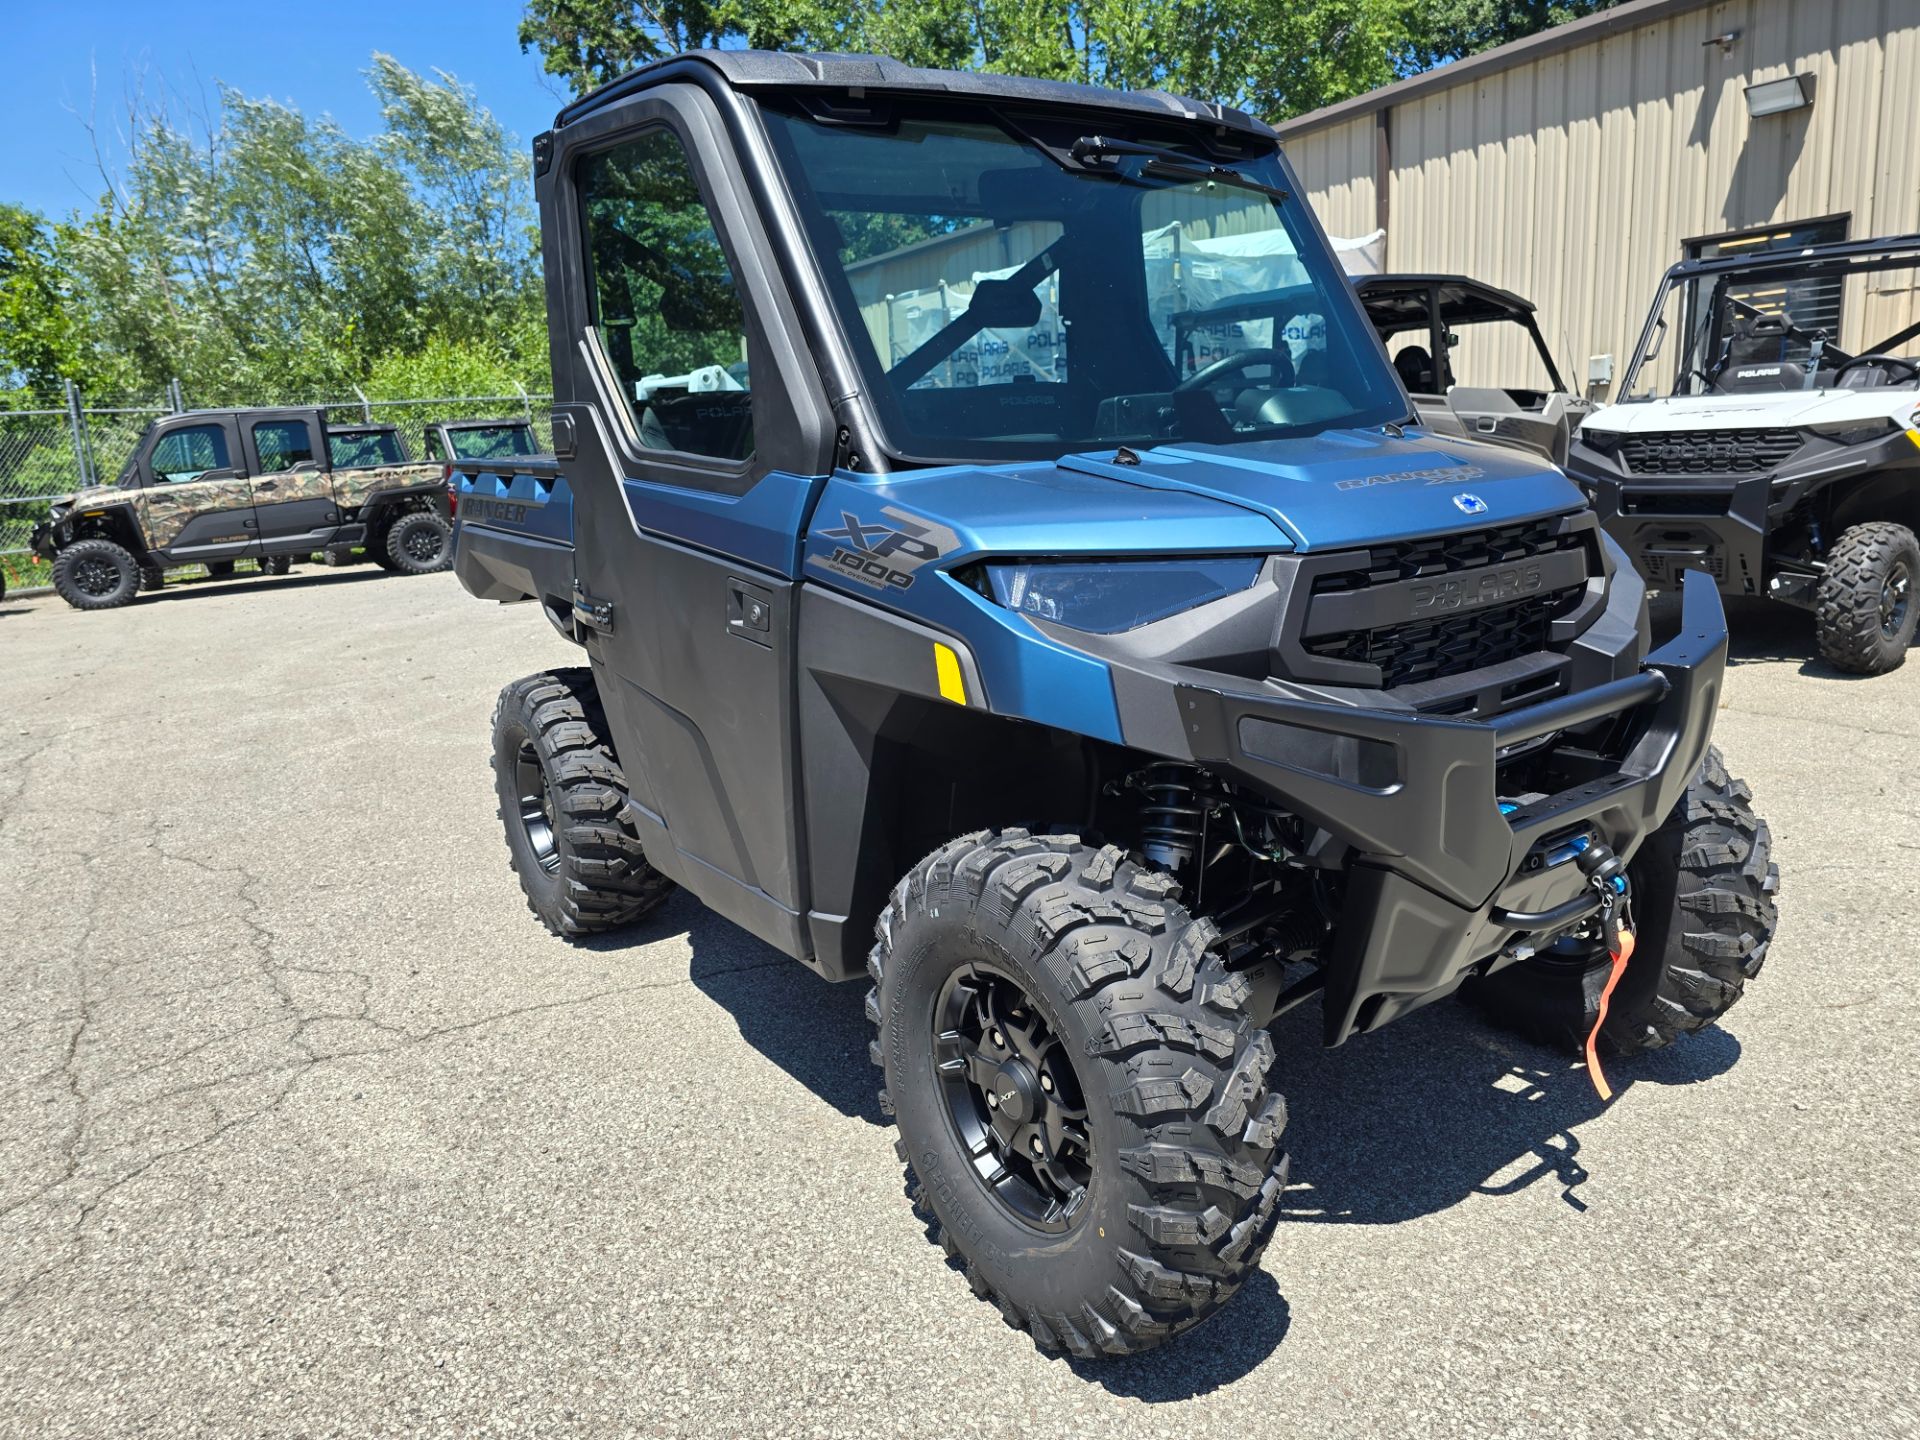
(454, 52, 1778, 1357)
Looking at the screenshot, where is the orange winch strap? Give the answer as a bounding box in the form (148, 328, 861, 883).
(1584, 925, 1636, 1102)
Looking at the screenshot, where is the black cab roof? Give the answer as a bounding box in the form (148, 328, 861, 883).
(1354, 275, 1537, 330)
(551, 49, 1268, 140)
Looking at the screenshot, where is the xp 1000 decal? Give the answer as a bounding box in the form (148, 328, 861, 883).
(809, 507, 959, 591)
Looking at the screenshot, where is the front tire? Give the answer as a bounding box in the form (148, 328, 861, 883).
(52, 538, 141, 610)
(490, 668, 673, 937)
(259, 555, 292, 576)
(1816, 521, 1919, 674)
(869, 832, 1289, 1357)
(384, 510, 453, 575)
(1470, 747, 1777, 1054)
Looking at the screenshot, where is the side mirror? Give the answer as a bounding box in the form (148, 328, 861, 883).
(1444, 331, 1460, 349)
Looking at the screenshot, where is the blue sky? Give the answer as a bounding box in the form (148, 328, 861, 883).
(2, 0, 567, 219)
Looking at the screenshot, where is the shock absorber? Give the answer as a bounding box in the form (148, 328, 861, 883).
(1137, 762, 1207, 870)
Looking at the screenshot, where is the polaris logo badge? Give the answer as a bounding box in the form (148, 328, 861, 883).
(1453, 492, 1489, 516)
(1412, 563, 1543, 613)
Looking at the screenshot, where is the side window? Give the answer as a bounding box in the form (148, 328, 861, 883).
(424, 430, 445, 462)
(253, 420, 316, 472)
(148, 425, 232, 484)
(580, 129, 755, 462)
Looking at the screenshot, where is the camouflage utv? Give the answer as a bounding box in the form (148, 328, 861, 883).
(30, 408, 454, 610)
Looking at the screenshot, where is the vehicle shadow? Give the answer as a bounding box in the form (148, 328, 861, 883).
(138, 568, 402, 604)
(1267, 998, 1738, 1227)
(598, 892, 885, 1124)
(657, 896, 1740, 1397)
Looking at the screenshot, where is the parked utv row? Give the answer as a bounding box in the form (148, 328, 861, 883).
(451, 52, 1779, 1360)
(31, 406, 459, 610)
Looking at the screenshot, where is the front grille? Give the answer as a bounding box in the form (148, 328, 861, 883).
(1618, 428, 1802, 476)
(1309, 516, 1585, 593)
(1301, 514, 1593, 690)
(1305, 592, 1582, 688)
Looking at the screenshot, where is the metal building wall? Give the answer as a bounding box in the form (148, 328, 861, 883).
(1283, 0, 1920, 398)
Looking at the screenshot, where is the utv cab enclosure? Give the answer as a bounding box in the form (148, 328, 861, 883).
(1572, 233, 1920, 673)
(1355, 275, 1592, 466)
(455, 52, 1776, 1358)
(32, 406, 454, 608)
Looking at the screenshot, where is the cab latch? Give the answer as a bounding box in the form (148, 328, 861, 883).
(572, 580, 615, 634)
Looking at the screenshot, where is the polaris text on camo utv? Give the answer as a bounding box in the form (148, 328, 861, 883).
(453, 52, 1778, 1357)
(31, 407, 454, 609)
(1571, 233, 1920, 673)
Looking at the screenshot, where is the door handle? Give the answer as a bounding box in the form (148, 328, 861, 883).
(254, 478, 278, 490)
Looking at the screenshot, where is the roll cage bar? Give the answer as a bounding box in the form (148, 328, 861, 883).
(1621, 233, 1920, 397)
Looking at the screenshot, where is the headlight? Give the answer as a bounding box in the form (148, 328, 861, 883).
(970, 556, 1264, 633)
(1574, 427, 1626, 456)
(1806, 418, 1900, 445)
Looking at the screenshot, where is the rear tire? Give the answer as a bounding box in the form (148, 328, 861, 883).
(869, 832, 1289, 1356)
(52, 538, 140, 611)
(490, 668, 673, 937)
(139, 564, 165, 593)
(259, 555, 292, 576)
(384, 510, 452, 575)
(1815, 521, 1919, 674)
(1469, 746, 1777, 1054)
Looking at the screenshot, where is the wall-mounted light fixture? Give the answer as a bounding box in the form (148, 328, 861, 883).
(1745, 73, 1813, 118)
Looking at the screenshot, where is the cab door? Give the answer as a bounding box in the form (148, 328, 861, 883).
(137, 417, 259, 561)
(243, 413, 342, 548)
(541, 85, 835, 960)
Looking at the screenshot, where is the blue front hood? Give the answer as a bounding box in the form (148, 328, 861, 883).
(1061, 428, 1586, 550)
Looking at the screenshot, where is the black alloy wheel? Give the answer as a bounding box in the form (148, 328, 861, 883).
(72, 554, 122, 597)
(934, 963, 1092, 1232)
(514, 739, 561, 876)
(1880, 556, 1911, 640)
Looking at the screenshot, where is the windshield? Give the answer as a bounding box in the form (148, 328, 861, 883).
(447, 423, 538, 460)
(1624, 255, 1920, 397)
(758, 101, 1406, 462)
(327, 429, 405, 468)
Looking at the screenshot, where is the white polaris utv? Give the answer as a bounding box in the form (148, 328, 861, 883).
(1570, 234, 1920, 673)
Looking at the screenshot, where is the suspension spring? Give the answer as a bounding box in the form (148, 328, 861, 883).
(1138, 762, 1208, 870)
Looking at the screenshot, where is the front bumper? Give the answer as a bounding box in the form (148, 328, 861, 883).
(1583, 471, 1771, 598)
(1125, 569, 1727, 1045)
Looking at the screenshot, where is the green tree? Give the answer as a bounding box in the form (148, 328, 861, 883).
(0, 204, 120, 393)
(1399, 0, 1625, 69)
(49, 55, 547, 404)
(517, 0, 1410, 122)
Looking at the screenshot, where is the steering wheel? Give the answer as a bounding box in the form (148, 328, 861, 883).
(1176, 347, 1286, 393)
(1833, 353, 1920, 385)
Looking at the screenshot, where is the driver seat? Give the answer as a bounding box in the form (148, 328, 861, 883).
(1394, 345, 1436, 394)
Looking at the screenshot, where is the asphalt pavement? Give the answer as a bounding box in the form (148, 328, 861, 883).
(1, 566, 1915, 1437)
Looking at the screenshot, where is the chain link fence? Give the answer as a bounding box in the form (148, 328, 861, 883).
(0, 383, 553, 594)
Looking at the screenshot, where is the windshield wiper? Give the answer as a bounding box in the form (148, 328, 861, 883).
(1068, 135, 1291, 204)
